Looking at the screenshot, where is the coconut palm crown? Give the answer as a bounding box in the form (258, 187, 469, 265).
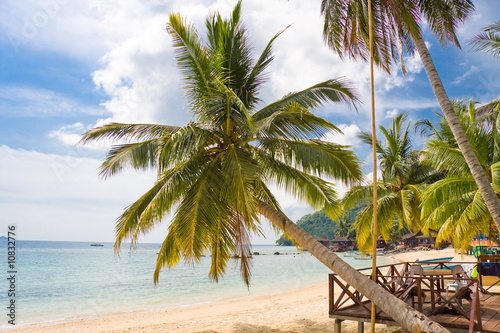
(469, 21, 500, 59)
(321, 0, 474, 74)
(343, 114, 440, 250)
(80, 1, 362, 286)
(321, 0, 500, 237)
(419, 100, 500, 248)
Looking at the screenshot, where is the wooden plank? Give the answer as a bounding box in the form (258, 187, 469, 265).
(481, 309, 500, 331)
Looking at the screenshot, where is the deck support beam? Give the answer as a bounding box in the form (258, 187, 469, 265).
(358, 321, 364, 333)
(334, 319, 343, 333)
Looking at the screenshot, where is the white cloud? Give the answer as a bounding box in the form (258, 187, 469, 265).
(365, 170, 382, 183)
(1, 0, 425, 135)
(48, 122, 85, 146)
(322, 124, 361, 147)
(0, 86, 104, 117)
(452, 65, 479, 85)
(0, 145, 336, 245)
(0, 145, 158, 242)
(4, 0, 500, 245)
(385, 108, 398, 119)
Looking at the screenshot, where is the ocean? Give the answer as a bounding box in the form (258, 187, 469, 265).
(0, 240, 395, 329)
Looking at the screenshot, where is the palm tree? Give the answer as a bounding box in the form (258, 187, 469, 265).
(418, 100, 500, 249)
(81, 2, 447, 331)
(321, 0, 500, 238)
(336, 215, 350, 237)
(469, 21, 500, 58)
(343, 114, 440, 250)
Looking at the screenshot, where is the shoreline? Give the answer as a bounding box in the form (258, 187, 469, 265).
(9, 248, 470, 333)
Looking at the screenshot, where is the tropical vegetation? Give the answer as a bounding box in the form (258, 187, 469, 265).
(470, 21, 500, 58)
(81, 1, 365, 284)
(275, 204, 364, 245)
(321, 0, 500, 238)
(80, 2, 451, 331)
(342, 114, 441, 250)
(418, 100, 500, 249)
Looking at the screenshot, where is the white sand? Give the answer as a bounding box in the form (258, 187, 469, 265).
(9, 248, 470, 333)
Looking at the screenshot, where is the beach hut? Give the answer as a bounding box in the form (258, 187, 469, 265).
(415, 234, 435, 248)
(315, 236, 331, 247)
(330, 236, 353, 252)
(400, 231, 422, 248)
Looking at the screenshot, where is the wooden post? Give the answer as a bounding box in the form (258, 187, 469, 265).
(368, 0, 378, 331)
(358, 321, 364, 333)
(334, 319, 343, 333)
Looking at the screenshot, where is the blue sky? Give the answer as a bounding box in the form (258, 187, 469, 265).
(0, 0, 499, 244)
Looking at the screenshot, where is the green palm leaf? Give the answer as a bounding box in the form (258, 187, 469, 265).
(79, 123, 180, 144)
(82, 2, 362, 287)
(253, 79, 358, 121)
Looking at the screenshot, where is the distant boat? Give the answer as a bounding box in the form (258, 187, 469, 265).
(90, 243, 104, 247)
(417, 256, 453, 263)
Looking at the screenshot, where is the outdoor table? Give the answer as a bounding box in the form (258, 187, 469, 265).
(423, 269, 453, 312)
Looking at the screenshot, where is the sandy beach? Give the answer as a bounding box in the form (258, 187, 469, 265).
(9, 248, 471, 333)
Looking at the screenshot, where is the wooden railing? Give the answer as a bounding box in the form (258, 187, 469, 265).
(329, 262, 483, 330)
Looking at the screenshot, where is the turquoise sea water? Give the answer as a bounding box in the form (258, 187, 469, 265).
(0, 240, 395, 329)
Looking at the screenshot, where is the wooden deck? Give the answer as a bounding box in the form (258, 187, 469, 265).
(329, 262, 500, 332)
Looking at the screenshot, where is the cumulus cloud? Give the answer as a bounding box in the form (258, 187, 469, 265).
(365, 170, 383, 183)
(322, 124, 361, 147)
(0, 145, 159, 242)
(2, 0, 430, 138)
(48, 122, 85, 146)
(0, 86, 104, 117)
(385, 108, 398, 119)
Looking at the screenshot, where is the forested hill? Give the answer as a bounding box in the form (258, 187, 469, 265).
(275, 205, 366, 246)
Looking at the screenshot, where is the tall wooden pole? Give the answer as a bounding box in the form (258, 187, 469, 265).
(368, 0, 378, 332)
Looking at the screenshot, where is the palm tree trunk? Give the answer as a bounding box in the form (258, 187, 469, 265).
(413, 35, 500, 233)
(257, 201, 449, 333)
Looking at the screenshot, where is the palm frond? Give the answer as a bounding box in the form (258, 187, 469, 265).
(254, 104, 341, 140)
(342, 182, 389, 211)
(167, 13, 214, 107)
(253, 78, 358, 121)
(354, 193, 400, 250)
(218, 144, 260, 225)
(169, 159, 229, 264)
(114, 156, 209, 251)
(79, 123, 179, 144)
(99, 139, 161, 179)
(257, 138, 362, 186)
(256, 149, 341, 218)
(243, 25, 290, 108)
(421, 177, 477, 217)
(469, 21, 500, 58)
(419, 0, 474, 48)
(420, 139, 468, 175)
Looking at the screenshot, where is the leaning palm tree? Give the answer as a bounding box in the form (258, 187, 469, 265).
(469, 21, 500, 58)
(81, 2, 447, 332)
(419, 100, 500, 249)
(321, 0, 500, 237)
(343, 113, 440, 250)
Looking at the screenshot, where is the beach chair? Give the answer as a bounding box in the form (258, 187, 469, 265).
(439, 265, 475, 319)
(446, 265, 470, 300)
(397, 264, 425, 311)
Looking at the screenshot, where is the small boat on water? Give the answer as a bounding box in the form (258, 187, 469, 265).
(417, 256, 453, 263)
(90, 243, 104, 247)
